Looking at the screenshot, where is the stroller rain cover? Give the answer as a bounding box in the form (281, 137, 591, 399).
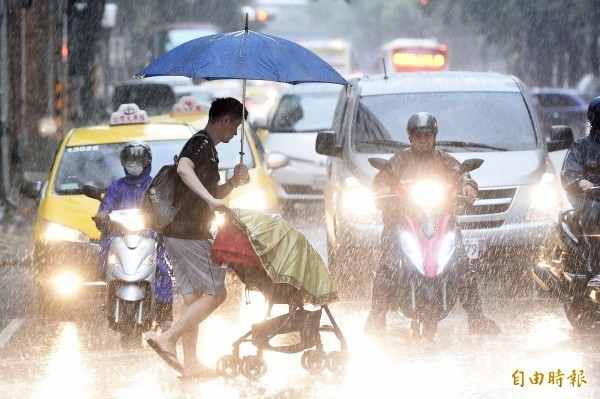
(217, 209, 339, 306)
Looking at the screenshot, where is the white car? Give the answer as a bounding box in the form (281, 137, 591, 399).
(259, 83, 342, 205)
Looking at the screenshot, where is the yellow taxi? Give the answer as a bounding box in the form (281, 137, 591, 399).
(27, 100, 286, 309)
(28, 104, 197, 309)
(150, 96, 287, 218)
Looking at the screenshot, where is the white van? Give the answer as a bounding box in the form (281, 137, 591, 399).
(316, 71, 574, 277)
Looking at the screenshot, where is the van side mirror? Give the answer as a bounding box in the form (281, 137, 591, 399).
(316, 131, 342, 157)
(460, 158, 484, 173)
(547, 125, 574, 152)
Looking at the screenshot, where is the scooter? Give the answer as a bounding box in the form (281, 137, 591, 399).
(531, 187, 600, 330)
(369, 157, 484, 338)
(82, 185, 160, 347)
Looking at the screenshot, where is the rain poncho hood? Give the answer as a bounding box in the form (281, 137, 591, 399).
(99, 166, 152, 213)
(230, 209, 338, 306)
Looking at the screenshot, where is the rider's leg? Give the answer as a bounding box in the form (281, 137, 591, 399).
(457, 259, 500, 334)
(364, 228, 400, 334)
(582, 206, 600, 287)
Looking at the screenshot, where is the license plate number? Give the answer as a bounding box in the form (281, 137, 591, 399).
(464, 239, 480, 259)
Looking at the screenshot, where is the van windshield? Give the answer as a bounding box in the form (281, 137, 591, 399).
(353, 92, 538, 153)
(54, 137, 255, 194)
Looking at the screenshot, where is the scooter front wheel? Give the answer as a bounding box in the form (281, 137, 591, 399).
(564, 301, 595, 330)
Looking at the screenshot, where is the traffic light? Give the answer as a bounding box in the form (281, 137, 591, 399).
(253, 9, 275, 31)
(55, 81, 72, 131)
(55, 81, 63, 129)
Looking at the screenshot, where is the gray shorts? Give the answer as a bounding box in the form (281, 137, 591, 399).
(163, 237, 227, 296)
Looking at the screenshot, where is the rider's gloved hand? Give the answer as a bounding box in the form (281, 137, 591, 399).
(461, 185, 478, 205)
(578, 179, 595, 191)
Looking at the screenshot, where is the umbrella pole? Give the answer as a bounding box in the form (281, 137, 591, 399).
(241, 78, 246, 165)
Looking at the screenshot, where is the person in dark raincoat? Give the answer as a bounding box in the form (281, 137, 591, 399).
(364, 112, 500, 335)
(561, 96, 600, 287)
(95, 141, 174, 328)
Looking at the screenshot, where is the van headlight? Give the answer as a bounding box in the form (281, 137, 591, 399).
(41, 220, 90, 243)
(527, 172, 562, 221)
(341, 177, 379, 221)
(230, 189, 268, 211)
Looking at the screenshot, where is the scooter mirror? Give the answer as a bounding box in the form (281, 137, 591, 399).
(368, 157, 391, 172)
(81, 185, 103, 201)
(460, 158, 484, 173)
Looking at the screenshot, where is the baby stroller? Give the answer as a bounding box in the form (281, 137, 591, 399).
(211, 208, 348, 380)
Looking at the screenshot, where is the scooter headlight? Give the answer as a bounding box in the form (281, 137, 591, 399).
(400, 232, 424, 274)
(410, 181, 445, 208)
(437, 232, 456, 273)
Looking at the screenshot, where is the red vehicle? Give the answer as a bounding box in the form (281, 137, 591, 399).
(381, 37, 448, 73)
(369, 157, 482, 338)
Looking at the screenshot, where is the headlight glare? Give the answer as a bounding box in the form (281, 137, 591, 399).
(41, 220, 89, 243)
(400, 232, 424, 274)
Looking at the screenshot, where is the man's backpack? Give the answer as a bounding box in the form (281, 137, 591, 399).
(140, 156, 180, 233)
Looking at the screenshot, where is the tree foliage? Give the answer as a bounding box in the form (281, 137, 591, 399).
(444, 0, 600, 86)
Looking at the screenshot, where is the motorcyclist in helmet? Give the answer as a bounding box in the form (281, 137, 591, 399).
(561, 96, 600, 287)
(364, 112, 501, 335)
(94, 141, 174, 329)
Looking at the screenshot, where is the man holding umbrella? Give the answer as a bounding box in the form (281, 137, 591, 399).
(147, 97, 249, 378)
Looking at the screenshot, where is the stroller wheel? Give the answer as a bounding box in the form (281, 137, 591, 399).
(216, 355, 241, 378)
(326, 351, 349, 375)
(301, 350, 328, 374)
(241, 355, 267, 380)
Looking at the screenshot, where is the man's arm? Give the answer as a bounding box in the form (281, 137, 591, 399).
(177, 157, 225, 210)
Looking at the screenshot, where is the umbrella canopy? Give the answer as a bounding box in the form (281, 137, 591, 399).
(136, 29, 349, 86)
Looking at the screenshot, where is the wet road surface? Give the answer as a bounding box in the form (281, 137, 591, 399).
(1, 204, 599, 398)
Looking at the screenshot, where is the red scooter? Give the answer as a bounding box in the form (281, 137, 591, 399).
(369, 157, 484, 338)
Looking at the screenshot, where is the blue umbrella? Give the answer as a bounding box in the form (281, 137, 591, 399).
(136, 22, 349, 163)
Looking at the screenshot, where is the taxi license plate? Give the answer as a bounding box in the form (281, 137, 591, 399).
(464, 239, 480, 260)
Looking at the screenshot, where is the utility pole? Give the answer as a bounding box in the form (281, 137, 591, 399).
(0, 0, 11, 206)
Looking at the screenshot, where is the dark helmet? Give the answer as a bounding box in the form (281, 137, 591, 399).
(407, 112, 438, 135)
(120, 141, 152, 168)
(588, 96, 600, 128)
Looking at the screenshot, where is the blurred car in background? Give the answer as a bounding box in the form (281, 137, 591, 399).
(150, 96, 288, 216)
(255, 83, 342, 207)
(576, 73, 600, 103)
(111, 76, 194, 116)
(531, 87, 589, 139)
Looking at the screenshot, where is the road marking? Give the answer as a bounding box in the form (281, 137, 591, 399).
(0, 318, 24, 348)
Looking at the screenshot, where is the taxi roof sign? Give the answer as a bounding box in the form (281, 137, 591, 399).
(171, 96, 208, 115)
(110, 103, 149, 125)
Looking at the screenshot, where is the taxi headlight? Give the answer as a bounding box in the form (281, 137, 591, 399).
(527, 172, 562, 220)
(52, 272, 81, 296)
(230, 189, 268, 210)
(341, 177, 378, 221)
(41, 220, 90, 243)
